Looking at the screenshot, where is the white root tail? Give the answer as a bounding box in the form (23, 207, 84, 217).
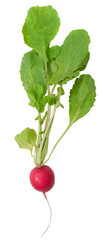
(41, 192, 52, 238)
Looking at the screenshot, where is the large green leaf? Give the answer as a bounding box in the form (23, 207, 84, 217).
(69, 74, 96, 124)
(20, 50, 47, 112)
(22, 6, 60, 61)
(49, 30, 90, 85)
(15, 128, 37, 153)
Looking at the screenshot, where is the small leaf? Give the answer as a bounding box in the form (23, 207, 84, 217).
(48, 45, 61, 60)
(59, 103, 64, 109)
(47, 94, 59, 105)
(22, 6, 60, 61)
(48, 61, 59, 81)
(69, 74, 96, 124)
(20, 51, 47, 112)
(48, 47, 60, 80)
(49, 29, 90, 85)
(57, 86, 65, 95)
(15, 128, 37, 153)
(27, 88, 47, 112)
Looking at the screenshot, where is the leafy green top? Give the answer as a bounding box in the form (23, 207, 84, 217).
(22, 6, 60, 61)
(15, 128, 37, 154)
(20, 50, 47, 112)
(49, 30, 90, 85)
(69, 74, 96, 124)
(15, 5, 96, 166)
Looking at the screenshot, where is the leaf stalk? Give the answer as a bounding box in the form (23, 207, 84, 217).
(36, 87, 62, 165)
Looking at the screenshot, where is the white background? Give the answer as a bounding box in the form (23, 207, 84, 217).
(0, 0, 103, 239)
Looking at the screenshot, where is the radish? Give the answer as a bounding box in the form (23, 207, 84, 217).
(30, 165, 55, 192)
(30, 165, 55, 237)
(15, 5, 96, 238)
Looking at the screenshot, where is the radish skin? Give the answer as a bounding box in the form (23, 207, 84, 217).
(30, 165, 55, 192)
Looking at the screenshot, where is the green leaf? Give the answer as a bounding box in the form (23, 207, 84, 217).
(69, 74, 96, 124)
(15, 128, 37, 153)
(27, 88, 47, 112)
(22, 6, 60, 61)
(59, 103, 64, 109)
(59, 70, 80, 85)
(48, 60, 59, 81)
(46, 94, 59, 105)
(20, 50, 47, 112)
(57, 86, 65, 95)
(48, 45, 61, 60)
(20, 50, 47, 93)
(49, 29, 90, 85)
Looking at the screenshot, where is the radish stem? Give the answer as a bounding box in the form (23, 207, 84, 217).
(41, 192, 52, 238)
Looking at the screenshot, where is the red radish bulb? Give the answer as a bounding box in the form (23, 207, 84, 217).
(30, 165, 55, 237)
(30, 165, 55, 192)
